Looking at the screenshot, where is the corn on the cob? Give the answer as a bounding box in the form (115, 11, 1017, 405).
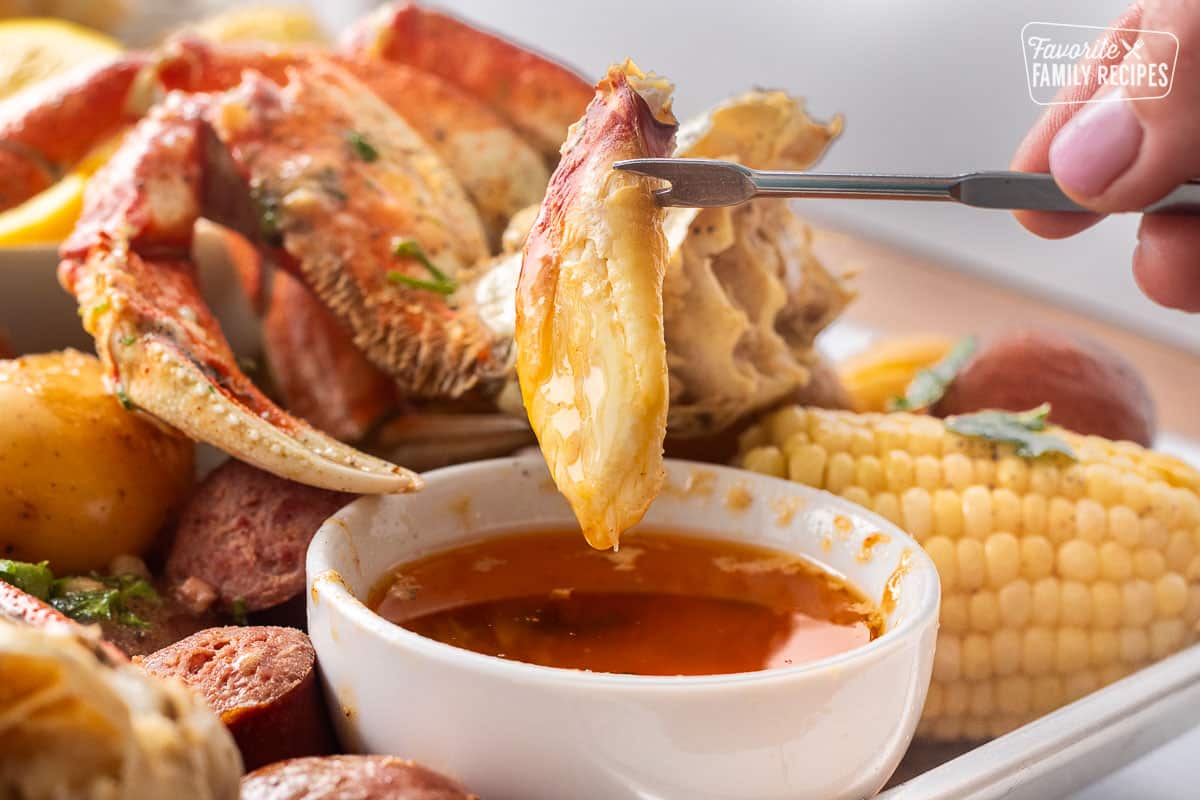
(736, 406, 1200, 742)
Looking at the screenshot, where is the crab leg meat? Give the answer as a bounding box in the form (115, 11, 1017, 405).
(517, 61, 678, 550)
(58, 94, 418, 494)
(343, 2, 594, 162)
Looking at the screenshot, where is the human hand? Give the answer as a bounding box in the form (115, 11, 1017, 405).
(1012, 1, 1200, 311)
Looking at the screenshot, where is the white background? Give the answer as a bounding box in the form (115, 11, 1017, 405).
(322, 0, 1198, 356)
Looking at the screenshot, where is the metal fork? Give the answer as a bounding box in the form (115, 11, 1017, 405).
(612, 158, 1200, 214)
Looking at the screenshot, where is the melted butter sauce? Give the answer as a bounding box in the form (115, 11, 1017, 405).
(370, 529, 882, 676)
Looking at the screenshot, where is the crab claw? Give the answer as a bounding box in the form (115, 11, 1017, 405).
(59, 96, 419, 495)
(517, 61, 678, 549)
(342, 1, 594, 162)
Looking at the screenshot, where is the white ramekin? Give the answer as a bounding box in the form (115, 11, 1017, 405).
(307, 457, 939, 800)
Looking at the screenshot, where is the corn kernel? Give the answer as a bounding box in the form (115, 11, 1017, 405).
(1022, 495, 1048, 538)
(944, 453, 973, 490)
(974, 458, 997, 487)
(998, 580, 1032, 628)
(1133, 549, 1166, 581)
(742, 446, 785, 478)
(1122, 474, 1152, 515)
(1022, 627, 1055, 675)
(1119, 627, 1149, 664)
(1141, 515, 1169, 551)
(963, 634, 992, 680)
(1090, 630, 1120, 666)
(969, 682, 995, 717)
(1154, 573, 1188, 618)
(1056, 628, 1090, 673)
(914, 455, 941, 491)
(825, 451, 856, 493)
(923, 682, 944, 717)
(995, 675, 1031, 715)
(934, 489, 964, 538)
(1031, 578, 1060, 626)
(1047, 497, 1076, 543)
(990, 715, 1027, 739)
(941, 595, 969, 634)
(994, 490, 1022, 535)
(766, 406, 808, 446)
(1150, 619, 1187, 659)
(963, 486, 993, 540)
(1064, 670, 1099, 702)
(1060, 581, 1092, 627)
(842, 486, 871, 508)
(943, 681, 969, 717)
(1187, 587, 1200, 627)
(1060, 464, 1087, 499)
(1166, 531, 1196, 573)
(925, 536, 957, 592)
(1091, 582, 1122, 629)
(1098, 664, 1128, 686)
(787, 444, 826, 487)
(1075, 499, 1106, 543)
(738, 424, 767, 452)
(849, 427, 875, 457)
(932, 718, 961, 741)
(1108, 506, 1140, 548)
(884, 450, 914, 492)
(1122, 580, 1156, 627)
(969, 592, 1001, 632)
(934, 634, 962, 681)
(957, 538, 986, 591)
(876, 418, 909, 456)
(810, 414, 850, 452)
(996, 457, 1030, 494)
(872, 492, 902, 527)
(909, 416, 944, 456)
(1099, 541, 1133, 581)
(1058, 540, 1100, 582)
(992, 629, 1022, 676)
(1029, 461, 1059, 497)
(1086, 463, 1123, 506)
(1031, 675, 1064, 713)
(962, 717, 990, 742)
(1021, 535, 1055, 580)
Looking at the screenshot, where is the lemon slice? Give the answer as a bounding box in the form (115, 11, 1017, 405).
(0, 18, 122, 101)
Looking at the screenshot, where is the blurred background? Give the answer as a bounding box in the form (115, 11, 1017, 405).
(3, 0, 1194, 354)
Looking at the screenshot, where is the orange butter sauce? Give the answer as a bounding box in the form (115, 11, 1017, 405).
(369, 529, 883, 676)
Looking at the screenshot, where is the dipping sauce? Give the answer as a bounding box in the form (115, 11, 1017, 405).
(370, 530, 882, 676)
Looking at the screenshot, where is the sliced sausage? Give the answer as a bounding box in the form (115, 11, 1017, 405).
(240, 755, 476, 800)
(136, 625, 335, 770)
(0, 579, 128, 663)
(98, 586, 221, 657)
(165, 459, 354, 613)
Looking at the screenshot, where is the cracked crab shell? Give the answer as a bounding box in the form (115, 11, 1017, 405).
(516, 61, 677, 550)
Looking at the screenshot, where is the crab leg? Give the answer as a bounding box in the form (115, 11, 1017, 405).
(58, 95, 418, 494)
(517, 61, 678, 549)
(342, 2, 594, 162)
(0, 55, 148, 211)
(158, 37, 549, 246)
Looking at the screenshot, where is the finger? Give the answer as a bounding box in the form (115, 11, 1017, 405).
(1011, 5, 1142, 236)
(1048, 0, 1200, 213)
(1132, 215, 1200, 311)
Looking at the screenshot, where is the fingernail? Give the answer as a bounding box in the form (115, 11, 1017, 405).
(1048, 89, 1143, 197)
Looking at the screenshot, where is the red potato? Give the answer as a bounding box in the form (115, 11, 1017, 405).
(933, 329, 1157, 446)
(136, 625, 335, 770)
(166, 459, 354, 614)
(241, 756, 477, 800)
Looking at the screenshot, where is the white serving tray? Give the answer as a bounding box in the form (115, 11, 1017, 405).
(3, 248, 1198, 799)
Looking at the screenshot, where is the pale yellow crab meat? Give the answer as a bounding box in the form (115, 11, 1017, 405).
(516, 61, 677, 550)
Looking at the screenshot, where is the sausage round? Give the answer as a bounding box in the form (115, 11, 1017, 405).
(240, 755, 476, 800)
(165, 459, 353, 613)
(136, 625, 335, 770)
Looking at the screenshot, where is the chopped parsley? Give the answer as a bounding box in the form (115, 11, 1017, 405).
(250, 183, 284, 247)
(119, 333, 136, 347)
(890, 335, 978, 412)
(346, 130, 379, 162)
(387, 238, 458, 296)
(115, 386, 132, 410)
(231, 596, 249, 626)
(945, 404, 1076, 460)
(0, 560, 159, 628)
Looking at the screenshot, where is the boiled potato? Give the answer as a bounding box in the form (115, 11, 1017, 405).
(0, 350, 194, 572)
(934, 329, 1156, 446)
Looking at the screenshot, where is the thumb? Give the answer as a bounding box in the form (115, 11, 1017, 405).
(1048, 0, 1200, 212)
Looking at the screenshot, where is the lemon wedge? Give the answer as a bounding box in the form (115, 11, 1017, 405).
(0, 18, 122, 101)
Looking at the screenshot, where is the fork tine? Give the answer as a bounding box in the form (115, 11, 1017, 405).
(613, 158, 757, 207)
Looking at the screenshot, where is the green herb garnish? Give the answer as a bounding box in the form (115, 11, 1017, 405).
(890, 335, 978, 412)
(231, 596, 248, 626)
(388, 238, 457, 295)
(0, 559, 54, 600)
(115, 386, 132, 410)
(250, 183, 284, 246)
(945, 404, 1076, 459)
(346, 130, 379, 162)
(0, 559, 158, 628)
(119, 333, 136, 347)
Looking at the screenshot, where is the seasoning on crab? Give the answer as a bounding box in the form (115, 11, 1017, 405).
(738, 406, 1200, 742)
(516, 61, 678, 550)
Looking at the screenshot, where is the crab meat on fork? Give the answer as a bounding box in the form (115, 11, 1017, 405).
(57, 58, 527, 494)
(517, 61, 678, 550)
